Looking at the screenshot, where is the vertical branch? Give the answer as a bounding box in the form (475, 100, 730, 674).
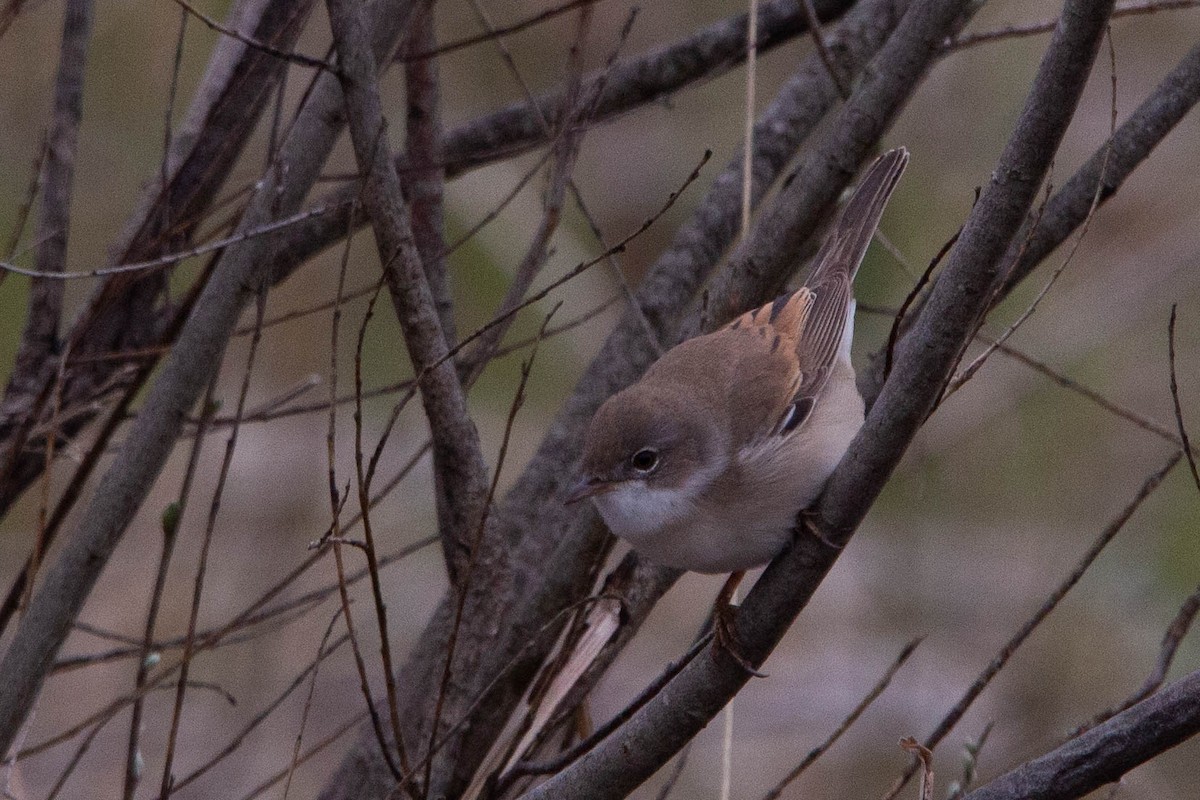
(325, 0, 489, 583)
(158, 288, 269, 799)
(7, 0, 94, 399)
(406, 5, 455, 345)
(121, 379, 218, 800)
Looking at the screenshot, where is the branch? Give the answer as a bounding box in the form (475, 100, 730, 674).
(325, 0, 488, 581)
(519, 0, 1115, 795)
(4, 0, 93, 400)
(962, 667, 1200, 800)
(404, 6, 455, 345)
(0, 0, 319, 517)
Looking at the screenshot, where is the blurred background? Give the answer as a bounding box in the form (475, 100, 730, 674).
(1, 0, 1199, 798)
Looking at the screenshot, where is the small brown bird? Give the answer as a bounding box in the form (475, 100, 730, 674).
(568, 149, 909, 670)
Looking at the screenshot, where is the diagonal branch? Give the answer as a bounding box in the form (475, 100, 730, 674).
(325, 0, 489, 582)
(962, 666, 1200, 800)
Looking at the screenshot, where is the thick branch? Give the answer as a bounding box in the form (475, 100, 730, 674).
(963, 667, 1200, 800)
(326, 0, 488, 579)
(520, 0, 1115, 796)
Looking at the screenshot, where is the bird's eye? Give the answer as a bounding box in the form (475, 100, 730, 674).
(630, 448, 659, 473)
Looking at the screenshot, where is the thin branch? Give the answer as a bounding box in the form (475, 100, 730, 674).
(760, 637, 922, 800)
(122, 377, 218, 800)
(1168, 305, 1200, 491)
(2, 132, 47, 266)
(167, 630, 351, 794)
(881, 451, 1181, 800)
(944, 0, 1200, 53)
(0, 199, 351, 280)
(402, 0, 609, 62)
(159, 289, 269, 799)
(170, 0, 337, 71)
(948, 27, 1119, 398)
(1071, 582, 1200, 736)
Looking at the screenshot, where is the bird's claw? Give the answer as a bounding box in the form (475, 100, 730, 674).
(711, 600, 767, 678)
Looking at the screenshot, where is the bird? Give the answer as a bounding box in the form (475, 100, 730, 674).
(567, 148, 909, 672)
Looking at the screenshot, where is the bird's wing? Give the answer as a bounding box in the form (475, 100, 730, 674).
(725, 148, 909, 438)
(796, 147, 908, 404)
(719, 289, 813, 444)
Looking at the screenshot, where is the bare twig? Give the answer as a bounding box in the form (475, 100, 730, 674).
(159, 288, 269, 799)
(1168, 305, 1200, 491)
(282, 614, 346, 800)
(948, 27, 1119, 397)
(350, 280, 410, 773)
(0, 200, 351, 280)
(1071, 583, 1200, 736)
(402, 0, 609, 62)
(2, 133, 47, 267)
(121, 378, 218, 800)
(171, 0, 336, 71)
(760, 637, 922, 800)
(881, 451, 1182, 800)
(168, 630, 351, 794)
(797, 0, 849, 97)
(885, 226, 961, 381)
(944, 0, 1200, 53)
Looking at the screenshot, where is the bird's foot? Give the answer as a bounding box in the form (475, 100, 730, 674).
(798, 508, 844, 550)
(710, 572, 767, 678)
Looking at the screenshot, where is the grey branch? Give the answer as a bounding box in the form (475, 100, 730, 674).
(962, 666, 1200, 800)
(4, 0, 93, 401)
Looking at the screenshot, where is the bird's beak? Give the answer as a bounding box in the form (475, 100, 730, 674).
(565, 476, 610, 505)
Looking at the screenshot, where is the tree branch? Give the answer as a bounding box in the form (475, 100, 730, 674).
(325, 0, 488, 582)
(0, 0, 319, 518)
(963, 667, 1200, 800)
(5, 0, 93, 400)
(316, 2, 919, 797)
(405, 6, 455, 345)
